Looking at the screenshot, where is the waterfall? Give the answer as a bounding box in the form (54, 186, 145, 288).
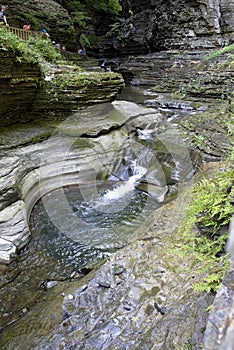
(101, 163, 147, 202)
(137, 124, 154, 140)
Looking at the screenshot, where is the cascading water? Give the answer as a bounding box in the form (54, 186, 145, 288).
(28, 95, 196, 272)
(102, 162, 147, 201)
(29, 163, 159, 272)
(0, 86, 204, 350)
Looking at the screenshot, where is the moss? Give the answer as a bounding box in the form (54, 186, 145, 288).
(203, 44, 234, 62)
(145, 303, 155, 316)
(49, 71, 124, 90)
(176, 343, 192, 350)
(0, 122, 54, 147)
(45, 70, 124, 102)
(72, 138, 93, 149)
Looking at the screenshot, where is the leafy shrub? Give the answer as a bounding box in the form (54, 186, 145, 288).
(87, 0, 121, 14)
(27, 36, 63, 63)
(71, 11, 90, 28)
(0, 27, 63, 65)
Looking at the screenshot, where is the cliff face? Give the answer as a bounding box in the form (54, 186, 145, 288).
(0, 51, 42, 125)
(0, 53, 124, 126)
(3, 0, 234, 56)
(117, 0, 234, 54)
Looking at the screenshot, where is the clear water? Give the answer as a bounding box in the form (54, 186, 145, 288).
(29, 178, 161, 271)
(0, 86, 183, 335)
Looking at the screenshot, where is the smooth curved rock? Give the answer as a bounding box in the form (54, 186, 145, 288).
(30, 191, 214, 350)
(0, 200, 28, 254)
(0, 99, 205, 264)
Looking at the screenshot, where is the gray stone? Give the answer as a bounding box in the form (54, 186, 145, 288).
(117, 0, 234, 54)
(226, 215, 234, 257)
(0, 238, 16, 264)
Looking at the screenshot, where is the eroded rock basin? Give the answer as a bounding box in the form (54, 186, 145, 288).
(0, 86, 232, 349)
(0, 163, 220, 350)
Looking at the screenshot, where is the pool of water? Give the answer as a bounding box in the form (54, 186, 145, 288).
(0, 85, 194, 338)
(0, 174, 163, 330)
(29, 180, 161, 271)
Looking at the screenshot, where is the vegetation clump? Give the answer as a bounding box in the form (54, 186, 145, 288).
(203, 43, 234, 66)
(0, 27, 63, 65)
(174, 157, 234, 293)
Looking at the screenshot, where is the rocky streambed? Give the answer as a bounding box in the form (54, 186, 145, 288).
(0, 50, 233, 349)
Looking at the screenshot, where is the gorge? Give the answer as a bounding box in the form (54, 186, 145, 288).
(0, 1, 233, 349)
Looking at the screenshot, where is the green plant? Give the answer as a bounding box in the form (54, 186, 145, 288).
(46, 70, 122, 100)
(71, 11, 90, 28)
(0, 27, 63, 66)
(79, 33, 91, 51)
(193, 169, 234, 234)
(89, 0, 121, 14)
(106, 20, 122, 38)
(27, 36, 63, 63)
(191, 133, 204, 147)
(203, 44, 234, 69)
(176, 343, 191, 350)
(204, 44, 234, 61)
(173, 165, 234, 293)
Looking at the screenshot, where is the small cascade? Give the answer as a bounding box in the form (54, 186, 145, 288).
(0, 85, 211, 350)
(137, 124, 154, 140)
(102, 163, 147, 202)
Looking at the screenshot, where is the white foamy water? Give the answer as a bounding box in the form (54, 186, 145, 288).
(137, 128, 154, 140)
(101, 165, 147, 202)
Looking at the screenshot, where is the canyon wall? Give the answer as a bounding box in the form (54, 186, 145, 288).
(2, 0, 234, 56)
(117, 0, 234, 54)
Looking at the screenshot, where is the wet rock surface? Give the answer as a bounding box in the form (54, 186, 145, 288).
(0, 90, 230, 265)
(117, 0, 234, 55)
(115, 49, 234, 99)
(0, 48, 233, 349)
(0, 175, 218, 349)
(204, 218, 234, 350)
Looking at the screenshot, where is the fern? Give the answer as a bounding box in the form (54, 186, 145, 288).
(188, 168, 234, 236)
(204, 44, 234, 62)
(174, 164, 233, 293)
(79, 33, 91, 50)
(193, 271, 224, 293)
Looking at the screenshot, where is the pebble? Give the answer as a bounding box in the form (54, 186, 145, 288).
(123, 304, 132, 311)
(154, 302, 166, 315)
(67, 294, 74, 300)
(46, 281, 58, 289)
(98, 281, 111, 288)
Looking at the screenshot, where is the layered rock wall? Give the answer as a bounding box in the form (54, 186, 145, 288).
(3, 0, 234, 57)
(117, 0, 234, 54)
(0, 52, 42, 125)
(0, 54, 124, 125)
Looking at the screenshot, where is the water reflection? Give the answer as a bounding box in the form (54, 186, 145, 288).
(29, 181, 160, 270)
(0, 85, 197, 340)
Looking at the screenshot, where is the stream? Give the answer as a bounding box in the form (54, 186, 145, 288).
(0, 85, 207, 348)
